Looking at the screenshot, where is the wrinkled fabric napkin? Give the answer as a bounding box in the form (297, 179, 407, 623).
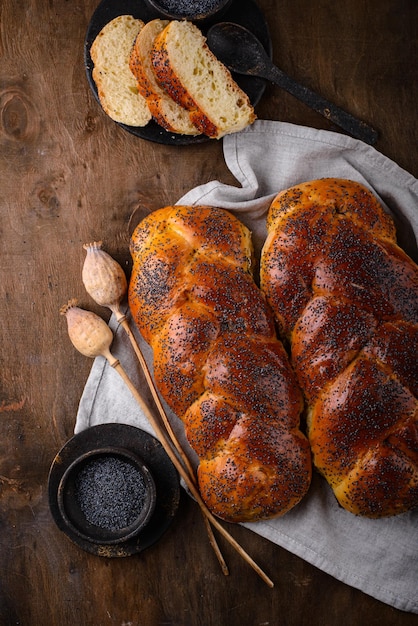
(75, 120, 418, 614)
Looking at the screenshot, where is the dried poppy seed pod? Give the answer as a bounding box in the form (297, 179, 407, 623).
(60, 299, 114, 359)
(82, 241, 128, 315)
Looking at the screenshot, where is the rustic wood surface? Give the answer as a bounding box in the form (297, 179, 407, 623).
(0, 0, 417, 624)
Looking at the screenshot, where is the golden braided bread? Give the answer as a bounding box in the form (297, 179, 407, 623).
(129, 205, 311, 523)
(260, 178, 418, 517)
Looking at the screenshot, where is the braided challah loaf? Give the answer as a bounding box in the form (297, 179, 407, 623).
(129, 205, 311, 523)
(260, 178, 418, 517)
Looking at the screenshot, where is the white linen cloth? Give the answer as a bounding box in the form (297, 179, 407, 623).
(75, 120, 418, 614)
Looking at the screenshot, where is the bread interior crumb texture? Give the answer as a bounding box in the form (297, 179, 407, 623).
(168, 22, 251, 131)
(91, 16, 151, 126)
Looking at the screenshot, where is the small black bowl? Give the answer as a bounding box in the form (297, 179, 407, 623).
(57, 446, 156, 546)
(143, 0, 234, 25)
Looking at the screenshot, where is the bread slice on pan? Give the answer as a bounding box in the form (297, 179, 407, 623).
(151, 20, 256, 138)
(90, 15, 152, 126)
(130, 19, 199, 135)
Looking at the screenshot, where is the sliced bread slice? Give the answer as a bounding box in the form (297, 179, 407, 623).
(130, 19, 199, 135)
(90, 15, 151, 126)
(151, 20, 256, 139)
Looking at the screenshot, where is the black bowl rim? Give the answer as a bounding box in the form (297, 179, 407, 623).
(57, 446, 157, 545)
(142, 0, 234, 23)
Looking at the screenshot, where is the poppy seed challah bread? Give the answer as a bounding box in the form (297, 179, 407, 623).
(260, 178, 418, 518)
(150, 20, 256, 138)
(128, 205, 311, 523)
(90, 16, 256, 138)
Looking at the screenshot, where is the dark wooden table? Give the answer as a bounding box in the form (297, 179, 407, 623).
(1, 1, 417, 624)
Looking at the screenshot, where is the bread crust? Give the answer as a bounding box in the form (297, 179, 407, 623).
(129, 205, 311, 523)
(151, 27, 218, 137)
(129, 19, 199, 135)
(261, 178, 418, 517)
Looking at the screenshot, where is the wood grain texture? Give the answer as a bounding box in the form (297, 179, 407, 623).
(0, 0, 417, 624)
